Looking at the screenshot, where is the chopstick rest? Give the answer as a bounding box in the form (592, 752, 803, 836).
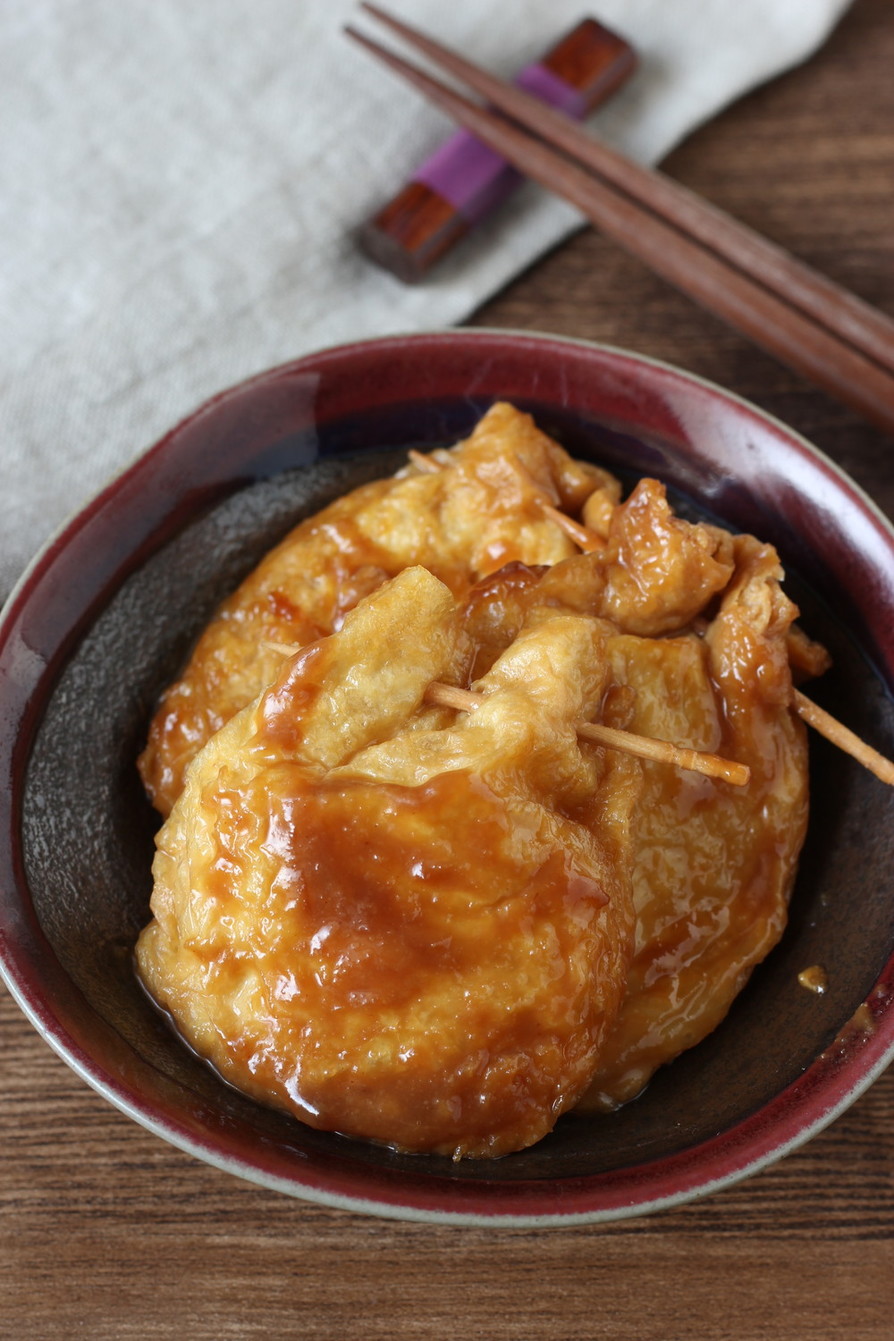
(359, 17, 636, 282)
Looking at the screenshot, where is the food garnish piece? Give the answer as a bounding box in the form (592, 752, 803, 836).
(137, 567, 641, 1158)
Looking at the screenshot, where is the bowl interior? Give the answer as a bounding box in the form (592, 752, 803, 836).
(6, 333, 894, 1217)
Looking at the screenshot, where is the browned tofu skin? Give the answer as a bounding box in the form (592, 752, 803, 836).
(139, 403, 617, 816)
(456, 533, 809, 1112)
(137, 569, 640, 1158)
(136, 405, 817, 1155)
(581, 537, 809, 1108)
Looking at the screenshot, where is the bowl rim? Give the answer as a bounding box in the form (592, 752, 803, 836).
(2, 327, 893, 1226)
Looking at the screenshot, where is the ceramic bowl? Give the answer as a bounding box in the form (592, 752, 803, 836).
(2, 330, 893, 1225)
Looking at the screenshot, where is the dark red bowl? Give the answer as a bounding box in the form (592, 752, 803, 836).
(2, 330, 893, 1225)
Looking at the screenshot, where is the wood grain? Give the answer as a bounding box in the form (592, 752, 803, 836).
(2, 0, 893, 1335)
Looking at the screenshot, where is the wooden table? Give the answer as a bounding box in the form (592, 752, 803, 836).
(2, 1, 893, 1334)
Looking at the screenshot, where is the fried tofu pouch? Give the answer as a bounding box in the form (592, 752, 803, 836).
(138, 401, 819, 1146)
(139, 403, 620, 816)
(460, 518, 811, 1111)
(578, 535, 810, 1107)
(136, 567, 641, 1159)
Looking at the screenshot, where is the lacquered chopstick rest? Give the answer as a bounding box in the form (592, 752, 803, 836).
(358, 17, 636, 283)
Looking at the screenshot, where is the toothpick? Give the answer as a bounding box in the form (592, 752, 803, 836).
(408, 449, 443, 474)
(511, 453, 604, 552)
(793, 690, 894, 786)
(424, 681, 751, 785)
(537, 499, 604, 552)
(407, 445, 603, 551)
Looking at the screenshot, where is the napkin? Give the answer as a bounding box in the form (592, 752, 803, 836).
(0, 0, 852, 599)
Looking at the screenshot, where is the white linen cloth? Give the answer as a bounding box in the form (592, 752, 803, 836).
(0, 0, 851, 598)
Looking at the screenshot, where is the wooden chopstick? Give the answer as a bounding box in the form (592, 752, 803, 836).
(348, 8, 894, 438)
(360, 3, 894, 378)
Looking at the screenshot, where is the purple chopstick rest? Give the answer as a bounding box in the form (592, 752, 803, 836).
(358, 17, 637, 282)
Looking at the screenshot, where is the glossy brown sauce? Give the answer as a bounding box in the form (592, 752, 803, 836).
(137, 404, 814, 1157)
(142, 764, 629, 1157)
(139, 407, 612, 815)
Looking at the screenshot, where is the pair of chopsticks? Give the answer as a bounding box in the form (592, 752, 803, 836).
(347, 5, 894, 438)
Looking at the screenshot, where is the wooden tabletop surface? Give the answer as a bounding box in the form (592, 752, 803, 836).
(2, 1, 893, 1335)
